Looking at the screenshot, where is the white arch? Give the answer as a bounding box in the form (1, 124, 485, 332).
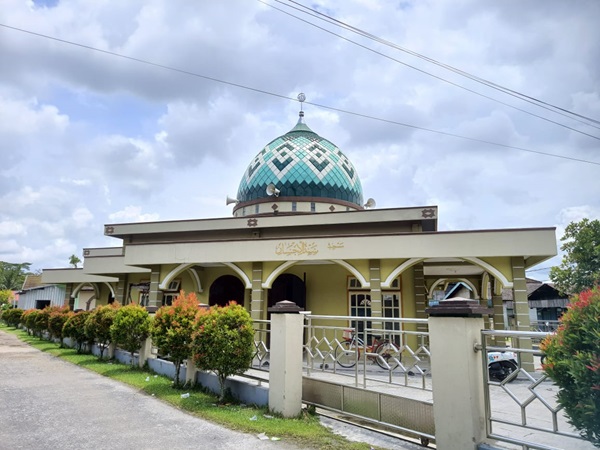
(262, 260, 298, 289)
(331, 260, 370, 288)
(103, 282, 116, 299)
(222, 262, 252, 289)
(382, 258, 425, 288)
(428, 278, 480, 300)
(481, 272, 490, 300)
(71, 282, 99, 299)
(159, 263, 194, 290)
(462, 257, 512, 288)
(187, 268, 203, 293)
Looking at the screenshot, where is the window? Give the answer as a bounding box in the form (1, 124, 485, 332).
(349, 292, 372, 343)
(348, 277, 363, 289)
(163, 293, 179, 306)
(165, 280, 180, 291)
(292, 201, 297, 212)
(255, 204, 260, 214)
(138, 291, 149, 306)
(35, 300, 51, 310)
(310, 202, 316, 212)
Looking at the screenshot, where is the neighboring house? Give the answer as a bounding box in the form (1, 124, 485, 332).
(18, 275, 66, 310)
(430, 281, 474, 305)
(41, 109, 557, 337)
(503, 278, 568, 330)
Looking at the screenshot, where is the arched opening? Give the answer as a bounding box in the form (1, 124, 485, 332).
(268, 273, 306, 310)
(209, 275, 245, 307)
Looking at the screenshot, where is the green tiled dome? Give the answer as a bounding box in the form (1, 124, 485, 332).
(237, 116, 363, 206)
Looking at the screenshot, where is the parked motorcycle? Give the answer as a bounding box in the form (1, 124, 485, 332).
(488, 351, 519, 382)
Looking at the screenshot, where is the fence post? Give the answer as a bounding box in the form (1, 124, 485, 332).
(267, 300, 304, 418)
(185, 358, 198, 386)
(426, 298, 492, 450)
(138, 336, 154, 368)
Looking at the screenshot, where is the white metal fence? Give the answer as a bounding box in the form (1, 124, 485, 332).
(480, 329, 594, 450)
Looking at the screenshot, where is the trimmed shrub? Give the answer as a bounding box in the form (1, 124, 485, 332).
(48, 307, 70, 347)
(110, 303, 152, 365)
(33, 306, 58, 338)
(63, 310, 92, 352)
(22, 309, 40, 336)
(85, 303, 120, 359)
(191, 302, 254, 402)
(0, 307, 23, 327)
(152, 292, 199, 386)
(541, 287, 600, 446)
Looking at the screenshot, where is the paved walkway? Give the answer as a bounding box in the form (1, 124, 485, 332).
(0, 331, 301, 450)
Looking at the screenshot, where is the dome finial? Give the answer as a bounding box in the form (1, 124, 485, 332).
(297, 92, 306, 123)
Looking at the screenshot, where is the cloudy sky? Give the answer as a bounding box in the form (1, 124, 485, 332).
(1, 0, 599, 280)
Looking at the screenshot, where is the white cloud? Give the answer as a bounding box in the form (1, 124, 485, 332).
(108, 206, 160, 223)
(0, 221, 27, 237)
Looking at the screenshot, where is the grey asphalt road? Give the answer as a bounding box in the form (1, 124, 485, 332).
(0, 330, 302, 450)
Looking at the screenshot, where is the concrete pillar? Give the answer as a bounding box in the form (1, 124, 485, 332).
(426, 299, 492, 450)
(64, 283, 74, 310)
(511, 257, 534, 371)
(251, 262, 264, 321)
(148, 267, 163, 309)
(414, 262, 427, 333)
(138, 336, 154, 368)
(268, 301, 304, 418)
(491, 278, 506, 347)
(369, 259, 382, 331)
(185, 358, 198, 387)
(115, 275, 129, 304)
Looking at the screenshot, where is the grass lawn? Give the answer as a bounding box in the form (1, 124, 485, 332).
(0, 324, 377, 450)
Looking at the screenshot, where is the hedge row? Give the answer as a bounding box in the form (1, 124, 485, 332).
(1, 294, 255, 401)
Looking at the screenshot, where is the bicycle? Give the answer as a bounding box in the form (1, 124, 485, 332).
(335, 329, 402, 369)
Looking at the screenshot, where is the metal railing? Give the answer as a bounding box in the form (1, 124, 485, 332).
(303, 314, 431, 391)
(529, 320, 560, 332)
(251, 319, 270, 371)
(480, 329, 593, 450)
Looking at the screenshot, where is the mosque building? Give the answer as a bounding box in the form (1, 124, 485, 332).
(41, 98, 557, 335)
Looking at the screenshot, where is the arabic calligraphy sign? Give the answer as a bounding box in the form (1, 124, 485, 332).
(274, 241, 345, 256)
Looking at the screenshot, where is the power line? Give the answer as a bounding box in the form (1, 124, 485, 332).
(262, 0, 600, 141)
(1, 23, 599, 167)
(282, 0, 600, 130)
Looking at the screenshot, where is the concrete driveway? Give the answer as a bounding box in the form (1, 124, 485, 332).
(0, 331, 301, 450)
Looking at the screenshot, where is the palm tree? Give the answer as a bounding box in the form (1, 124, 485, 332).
(69, 254, 81, 268)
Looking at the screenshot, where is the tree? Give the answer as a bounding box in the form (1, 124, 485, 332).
(191, 303, 254, 402)
(69, 254, 81, 268)
(0, 262, 31, 290)
(541, 287, 600, 446)
(110, 304, 152, 365)
(151, 292, 199, 387)
(0, 289, 14, 307)
(85, 303, 120, 359)
(550, 218, 600, 295)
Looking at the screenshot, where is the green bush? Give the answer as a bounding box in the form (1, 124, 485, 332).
(152, 292, 199, 386)
(34, 306, 60, 339)
(110, 303, 152, 365)
(63, 310, 92, 352)
(85, 303, 120, 359)
(48, 307, 70, 347)
(191, 302, 254, 402)
(0, 307, 23, 327)
(22, 309, 40, 336)
(541, 287, 600, 446)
